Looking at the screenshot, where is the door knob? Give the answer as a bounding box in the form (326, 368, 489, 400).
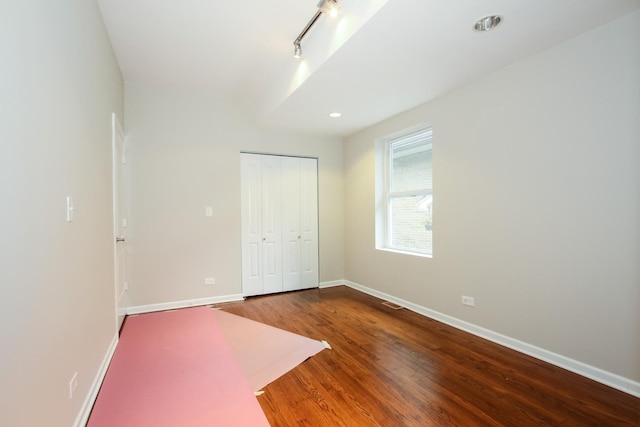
(116, 237, 125, 243)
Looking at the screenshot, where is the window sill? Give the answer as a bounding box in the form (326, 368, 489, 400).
(376, 247, 432, 259)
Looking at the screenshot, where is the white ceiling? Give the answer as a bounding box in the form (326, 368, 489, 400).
(97, 0, 640, 137)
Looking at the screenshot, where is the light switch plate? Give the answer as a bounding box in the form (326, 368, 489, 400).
(69, 371, 78, 399)
(66, 196, 74, 222)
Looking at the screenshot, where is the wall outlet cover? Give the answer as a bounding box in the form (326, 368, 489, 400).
(462, 296, 475, 307)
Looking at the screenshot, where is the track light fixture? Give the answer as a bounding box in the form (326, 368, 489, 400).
(293, 0, 340, 58)
(318, 0, 340, 17)
(473, 15, 502, 32)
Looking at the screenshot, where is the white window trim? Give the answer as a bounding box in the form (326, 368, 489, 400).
(375, 125, 433, 257)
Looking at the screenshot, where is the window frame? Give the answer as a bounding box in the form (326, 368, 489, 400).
(377, 125, 433, 257)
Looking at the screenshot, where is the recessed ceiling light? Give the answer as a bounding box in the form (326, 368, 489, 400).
(329, 112, 342, 118)
(473, 15, 502, 32)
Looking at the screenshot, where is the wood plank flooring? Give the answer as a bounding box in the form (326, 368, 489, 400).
(216, 286, 639, 426)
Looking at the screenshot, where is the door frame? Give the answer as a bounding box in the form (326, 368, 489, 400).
(111, 112, 127, 331)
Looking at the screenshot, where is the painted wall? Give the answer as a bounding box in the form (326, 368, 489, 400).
(344, 11, 640, 382)
(124, 82, 344, 307)
(0, 1, 124, 426)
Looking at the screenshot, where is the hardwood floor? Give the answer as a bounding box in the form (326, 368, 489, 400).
(217, 286, 639, 426)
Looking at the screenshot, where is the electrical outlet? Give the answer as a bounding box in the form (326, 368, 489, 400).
(462, 295, 475, 307)
(204, 277, 216, 286)
(69, 372, 78, 399)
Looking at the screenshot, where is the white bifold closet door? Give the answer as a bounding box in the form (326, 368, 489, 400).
(281, 156, 319, 291)
(241, 153, 318, 297)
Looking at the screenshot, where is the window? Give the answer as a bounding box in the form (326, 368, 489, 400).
(376, 126, 432, 256)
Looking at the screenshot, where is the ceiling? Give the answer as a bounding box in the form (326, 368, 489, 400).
(97, 0, 640, 137)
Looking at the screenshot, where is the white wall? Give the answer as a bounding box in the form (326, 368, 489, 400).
(0, 1, 124, 426)
(124, 83, 344, 307)
(344, 11, 640, 383)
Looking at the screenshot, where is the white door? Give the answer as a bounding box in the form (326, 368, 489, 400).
(299, 157, 319, 289)
(260, 155, 283, 294)
(241, 153, 317, 296)
(241, 154, 283, 296)
(282, 157, 301, 291)
(241, 154, 263, 296)
(112, 113, 127, 330)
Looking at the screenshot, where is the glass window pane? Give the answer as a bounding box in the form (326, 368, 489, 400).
(390, 194, 432, 253)
(391, 142, 432, 192)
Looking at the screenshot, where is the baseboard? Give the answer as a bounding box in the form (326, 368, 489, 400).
(73, 333, 119, 427)
(126, 294, 245, 315)
(341, 280, 640, 398)
(319, 280, 345, 288)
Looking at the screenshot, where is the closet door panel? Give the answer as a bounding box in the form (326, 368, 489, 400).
(260, 155, 283, 294)
(299, 158, 319, 289)
(281, 157, 301, 291)
(241, 154, 264, 296)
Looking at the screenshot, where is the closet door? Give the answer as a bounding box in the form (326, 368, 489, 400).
(240, 154, 283, 296)
(241, 153, 317, 296)
(260, 155, 283, 294)
(282, 157, 318, 291)
(298, 157, 318, 289)
(240, 154, 263, 296)
(281, 157, 301, 291)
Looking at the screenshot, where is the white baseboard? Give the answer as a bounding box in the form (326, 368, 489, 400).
(341, 280, 640, 398)
(319, 280, 345, 288)
(126, 294, 245, 315)
(74, 333, 119, 427)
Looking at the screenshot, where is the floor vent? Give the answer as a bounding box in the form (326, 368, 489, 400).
(382, 301, 403, 310)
